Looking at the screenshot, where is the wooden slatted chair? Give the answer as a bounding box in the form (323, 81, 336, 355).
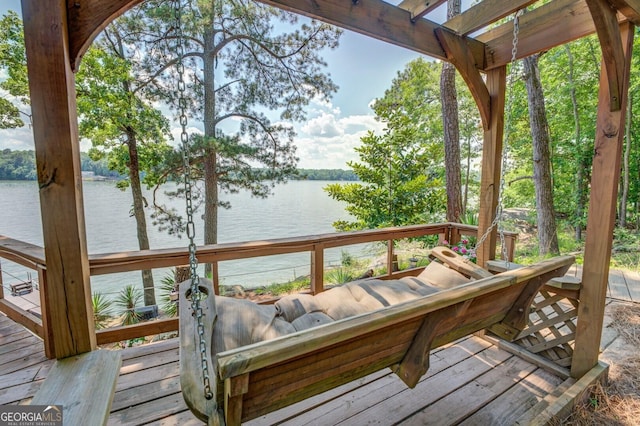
(180, 252, 574, 426)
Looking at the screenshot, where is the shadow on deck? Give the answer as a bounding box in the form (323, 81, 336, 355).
(2, 265, 638, 425)
(1, 312, 565, 426)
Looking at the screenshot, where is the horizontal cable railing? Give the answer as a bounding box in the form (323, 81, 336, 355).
(0, 223, 517, 349)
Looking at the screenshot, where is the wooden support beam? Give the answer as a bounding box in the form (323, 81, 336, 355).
(572, 22, 634, 379)
(22, 0, 96, 359)
(252, 0, 486, 66)
(476, 67, 506, 268)
(609, 0, 640, 25)
(397, 0, 447, 22)
(67, 0, 144, 71)
(444, 0, 537, 36)
(586, 0, 626, 111)
(480, 0, 623, 71)
(434, 27, 491, 130)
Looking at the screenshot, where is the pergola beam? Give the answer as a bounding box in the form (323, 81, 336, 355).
(397, 0, 447, 22)
(480, 0, 619, 70)
(252, 0, 485, 66)
(609, 0, 640, 25)
(22, 0, 96, 359)
(444, 0, 537, 36)
(586, 0, 626, 111)
(67, 0, 144, 71)
(434, 27, 491, 130)
(572, 22, 634, 378)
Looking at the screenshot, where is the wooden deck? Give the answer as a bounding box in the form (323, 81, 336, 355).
(1, 316, 564, 425)
(1, 268, 638, 425)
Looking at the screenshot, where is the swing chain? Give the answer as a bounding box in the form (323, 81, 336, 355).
(173, 0, 213, 400)
(475, 9, 523, 262)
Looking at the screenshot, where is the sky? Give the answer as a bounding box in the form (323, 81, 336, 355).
(0, 1, 442, 169)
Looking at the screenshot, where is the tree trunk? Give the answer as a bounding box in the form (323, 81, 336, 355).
(619, 96, 631, 228)
(523, 54, 559, 256)
(126, 128, 156, 306)
(203, 22, 219, 280)
(565, 45, 585, 241)
(440, 0, 462, 223)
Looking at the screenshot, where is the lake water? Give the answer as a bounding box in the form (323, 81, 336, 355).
(0, 180, 373, 299)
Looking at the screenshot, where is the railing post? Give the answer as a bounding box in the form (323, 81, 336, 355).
(311, 244, 325, 294)
(0, 260, 4, 300)
(449, 224, 462, 246)
(387, 240, 397, 276)
(37, 265, 56, 358)
(503, 234, 516, 262)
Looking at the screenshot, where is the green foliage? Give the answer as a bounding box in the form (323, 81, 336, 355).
(0, 149, 125, 180)
(298, 169, 358, 181)
(326, 59, 452, 231)
(340, 250, 354, 267)
(324, 268, 354, 285)
(114, 284, 143, 326)
(92, 292, 113, 330)
(159, 274, 178, 317)
(0, 149, 36, 180)
(122, 0, 341, 244)
(264, 277, 310, 296)
(0, 11, 28, 129)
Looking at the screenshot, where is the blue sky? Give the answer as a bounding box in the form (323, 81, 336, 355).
(0, 1, 435, 169)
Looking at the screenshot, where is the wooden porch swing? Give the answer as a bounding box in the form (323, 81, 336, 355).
(179, 250, 575, 425)
(18, 0, 636, 425)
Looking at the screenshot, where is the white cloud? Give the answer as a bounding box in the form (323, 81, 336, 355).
(0, 127, 34, 151)
(295, 104, 385, 169)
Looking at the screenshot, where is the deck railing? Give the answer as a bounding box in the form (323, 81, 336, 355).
(0, 223, 516, 352)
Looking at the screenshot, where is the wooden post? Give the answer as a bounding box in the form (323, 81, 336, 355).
(387, 240, 396, 275)
(21, 0, 96, 358)
(0, 260, 4, 300)
(477, 66, 507, 268)
(311, 244, 324, 294)
(572, 22, 634, 379)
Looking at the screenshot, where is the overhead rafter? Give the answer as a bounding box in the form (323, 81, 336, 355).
(608, 0, 640, 25)
(444, 0, 537, 36)
(253, 0, 486, 66)
(397, 0, 447, 22)
(479, 0, 622, 70)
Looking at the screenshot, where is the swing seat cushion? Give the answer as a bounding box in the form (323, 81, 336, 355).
(212, 263, 470, 351)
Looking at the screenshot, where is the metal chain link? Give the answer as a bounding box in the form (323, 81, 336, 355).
(475, 9, 524, 263)
(173, 0, 213, 400)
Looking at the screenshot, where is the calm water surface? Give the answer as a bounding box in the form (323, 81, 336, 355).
(0, 180, 365, 298)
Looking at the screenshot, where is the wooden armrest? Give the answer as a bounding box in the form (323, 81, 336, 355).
(546, 275, 581, 290)
(31, 350, 121, 426)
(430, 246, 493, 279)
(486, 260, 524, 273)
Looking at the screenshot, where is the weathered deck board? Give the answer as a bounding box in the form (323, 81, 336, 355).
(459, 368, 564, 425)
(271, 337, 492, 426)
(622, 269, 640, 302)
(608, 269, 632, 300)
(402, 355, 538, 425)
(0, 267, 636, 426)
